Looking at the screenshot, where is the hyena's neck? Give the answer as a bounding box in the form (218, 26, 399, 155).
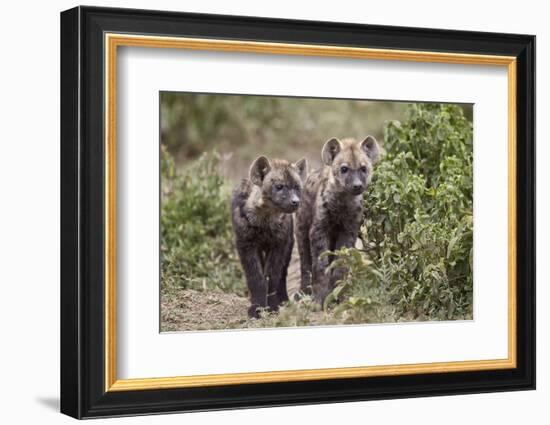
(244, 184, 284, 226)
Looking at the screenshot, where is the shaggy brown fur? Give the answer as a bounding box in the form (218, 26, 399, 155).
(231, 156, 307, 317)
(295, 137, 380, 304)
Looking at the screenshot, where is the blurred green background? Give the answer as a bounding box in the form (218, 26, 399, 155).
(161, 92, 472, 180)
(161, 92, 414, 179)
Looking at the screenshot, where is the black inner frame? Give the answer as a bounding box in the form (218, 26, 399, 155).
(60, 6, 535, 419)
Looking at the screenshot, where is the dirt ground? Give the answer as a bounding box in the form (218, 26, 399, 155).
(161, 288, 251, 331)
(161, 286, 335, 332)
(161, 245, 303, 332)
(160, 242, 377, 332)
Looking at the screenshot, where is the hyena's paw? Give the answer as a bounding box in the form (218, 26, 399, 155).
(267, 295, 281, 312)
(248, 304, 273, 318)
(293, 286, 312, 302)
(313, 284, 332, 307)
(247, 304, 261, 318)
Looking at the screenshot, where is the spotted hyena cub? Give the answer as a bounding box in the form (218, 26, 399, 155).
(295, 137, 380, 304)
(231, 156, 307, 318)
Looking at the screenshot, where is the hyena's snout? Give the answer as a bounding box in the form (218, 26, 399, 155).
(349, 175, 365, 195)
(352, 180, 364, 194)
(279, 189, 301, 212)
(290, 193, 300, 208)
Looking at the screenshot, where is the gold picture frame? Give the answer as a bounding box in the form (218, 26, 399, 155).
(104, 33, 517, 392)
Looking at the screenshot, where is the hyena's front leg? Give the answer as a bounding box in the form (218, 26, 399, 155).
(237, 245, 268, 318)
(329, 231, 357, 289)
(277, 232, 294, 304)
(264, 242, 291, 311)
(296, 225, 312, 295)
(310, 224, 332, 305)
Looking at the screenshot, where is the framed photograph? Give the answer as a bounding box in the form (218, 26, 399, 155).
(60, 6, 535, 419)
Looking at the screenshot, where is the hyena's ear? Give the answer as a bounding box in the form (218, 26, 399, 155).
(360, 135, 380, 163)
(321, 138, 341, 165)
(249, 156, 271, 186)
(293, 158, 308, 182)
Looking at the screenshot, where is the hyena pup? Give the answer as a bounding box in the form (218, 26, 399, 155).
(231, 156, 307, 318)
(296, 136, 380, 304)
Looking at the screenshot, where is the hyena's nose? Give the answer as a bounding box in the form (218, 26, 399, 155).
(291, 198, 300, 207)
(353, 183, 363, 191)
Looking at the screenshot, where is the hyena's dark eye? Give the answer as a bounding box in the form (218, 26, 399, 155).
(275, 184, 284, 191)
(340, 166, 349, 174)
(360, 166, 367, 173)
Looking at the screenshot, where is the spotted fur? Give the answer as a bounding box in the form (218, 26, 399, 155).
(231, 156, 307, 317)
(295, 137, 379, 304)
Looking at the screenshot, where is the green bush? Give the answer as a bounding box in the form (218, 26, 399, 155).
(160, 148, 244, 294)
(329, 103, 473, 322)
